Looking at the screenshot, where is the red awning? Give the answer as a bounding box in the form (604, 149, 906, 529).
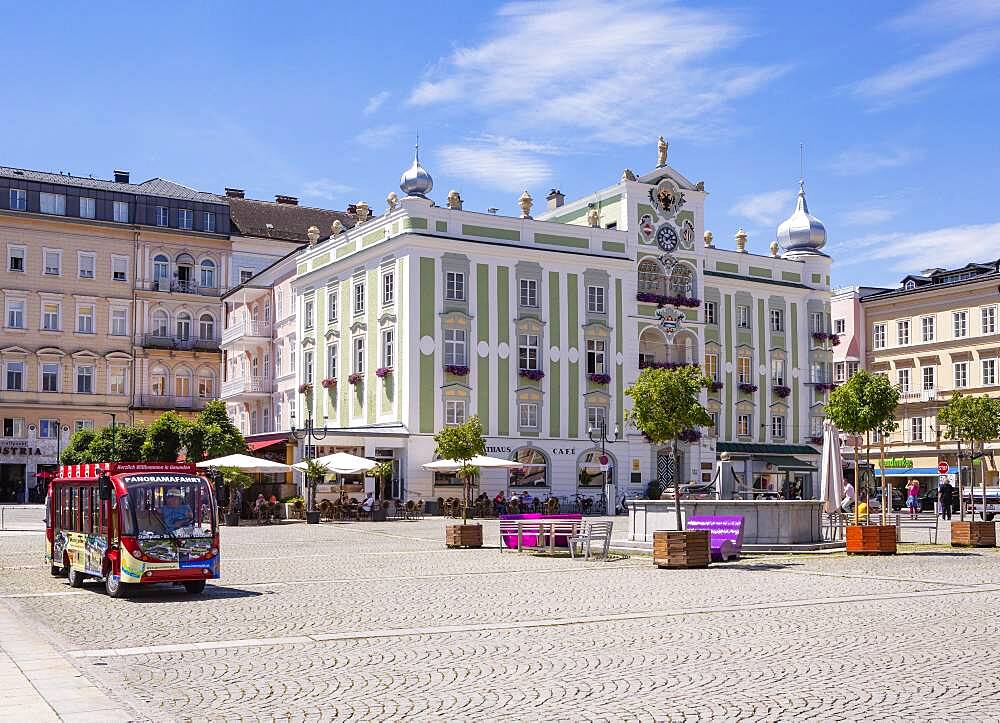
(248, 438, 284, 451)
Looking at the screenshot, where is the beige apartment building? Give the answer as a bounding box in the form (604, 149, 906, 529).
(855, 261, 1000, 487)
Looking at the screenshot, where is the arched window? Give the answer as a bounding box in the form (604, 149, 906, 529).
(250, 409, 258, 435)
(152, 310, 169, 337)
(508, 447, 549, 488)
(669, 264, 695, 298)
(176, 311, 192, 340)
(151, 365, 167, 396)
(174, 368, 192, 401)
(577, 449, 616, 488)
(176, 253, 195, 290)
(197, 369, 215, 398)
(638, 258, 666, 295)
(200, 259, 216, 289)
(904, 280, 916, 290)
(153, 255, 170, 286)
(199, 313, 215, 340)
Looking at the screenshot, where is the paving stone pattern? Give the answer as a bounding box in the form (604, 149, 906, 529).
(2, 517, 1000, 721)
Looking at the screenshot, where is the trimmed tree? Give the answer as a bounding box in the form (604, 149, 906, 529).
(60, 424, 147, 464)
(301, 458, 331, 519)
(824, 370, 899, 525)
(141, 411, 190, 462)
(938, 393, 1000, 522)
(185, 400, 247, 462)
(434, 416, 487, 525)
(218, 466, 253, 515)
(59, 428, 97, 465)
(626, 366, 713, 530)
(371, 460, 394, 501)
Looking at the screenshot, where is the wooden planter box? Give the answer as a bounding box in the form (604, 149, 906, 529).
(846, 524, 896, 554)
(445, 524, 483, 549)
(951, 521, 997, 548)
(652, 530, 711, 569)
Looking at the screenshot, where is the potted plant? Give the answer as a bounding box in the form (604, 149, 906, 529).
(518, 369, 545, 381)
(375, 366, 392, 379)
(738, 382, 758, 394)
(302, 458, 331, 525)
(626, 365, 714, 568)
(938, 393, 999, 548)
(434, 416, 487, 548)
(826, 370, 900, 554)
(321, 377, 336, 389)
(587, 373, 612, 384)
(444, 365, 470, 376)
(773, 385, 791, 398)
(348, 372, 363, 386)
(370, 460, 394, 522)
(218, 466, 253, 527)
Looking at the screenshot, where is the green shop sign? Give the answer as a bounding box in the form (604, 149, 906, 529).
(882, 458, 913, 468)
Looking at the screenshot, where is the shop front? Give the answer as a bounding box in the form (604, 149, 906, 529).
(1, 437, 58, 504)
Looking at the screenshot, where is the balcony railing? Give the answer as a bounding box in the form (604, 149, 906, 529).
(133, 395, 210, 411)
(221, 319, 273, 346)
(146, 279, 223, 296)
(900, 388, 939, 403)
(221, 376, 272, 398)
(142, 334, 221, 351)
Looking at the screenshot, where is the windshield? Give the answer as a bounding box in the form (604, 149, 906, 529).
(122, 473, 216, 539)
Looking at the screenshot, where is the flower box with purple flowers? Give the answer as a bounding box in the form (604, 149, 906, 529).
(636, 292, 701, 308)
(348, 373, 363, 385)
(773, 385, 791, 398)
(444, 365, 470, 377)
(709, 381, 724, 392)
(298, 383, 313, 395)
(518, 369, 545, 381)
(587, 373, 611, 385)
(321, 378, 336, 389)
(738, 383, 758, 394)
(375, 367, 392, 379)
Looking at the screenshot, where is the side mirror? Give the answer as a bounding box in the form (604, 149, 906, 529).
(98, 474, 112, 501)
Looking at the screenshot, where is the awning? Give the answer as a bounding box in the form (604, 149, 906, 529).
(757, 456, 816, 471)
(248, 438, 284, 451)
(875, 467, 957, 476)
(716, 442, 819, 455)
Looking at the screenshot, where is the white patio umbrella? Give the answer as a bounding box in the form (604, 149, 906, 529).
(421, 455, 524, 471)
(196, 453, 291, 473)
(819, 419, 844, 515)
(292, 452, 377, 474)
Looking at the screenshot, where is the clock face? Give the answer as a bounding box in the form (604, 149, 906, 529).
(655, 224, 679, 253)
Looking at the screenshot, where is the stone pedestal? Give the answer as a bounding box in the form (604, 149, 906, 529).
(628, 499, 823, 545)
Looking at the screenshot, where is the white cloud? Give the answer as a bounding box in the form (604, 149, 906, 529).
(728, 189, 793, 228)
(840, 206, 898, 226)
(834, 222, 1000, 272)
(300, 178, 352, 201)
(437, 135, 559, 193)
(891, 0, 1000, 32)
(355, 124, 404, 149)
(407, 0, 785, 145)
(364, 91, 390, 115)
(828, 147, 918, 176)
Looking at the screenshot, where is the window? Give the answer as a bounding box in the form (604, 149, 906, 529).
(444, 329, 467, 366)
(736, 356, 752, 384)
(897, 320, 910, 345)
(922, 366, 935, 390)
(704, 353, 719, 381)
(518, 333, 539, 371)
(5, 361, 24, 390)
(921, 316, 935, 342)
(111, 308, 127, 336)
(79, 197, 95, 219)
(353, 337, 365, 373)
(155, 206, 169, 226)
(2, 418, 25, 437)
(519, 278, 538, 307)
(380, 271, 395, 306)
(519, 402, 538, 429)
(834, 362, 846, 383)
(178, 209, 193, 230)
(953, 310, 968, 338)
(113, 200, 128, 223)
(705, 301, 717, 325)
(834, 318, 845, 335)
(110, 255, 128, 282)
(199, 314, 214, 340)
(44, 250, 61, 275)
(204, 212, 216, 233)
(983, 306, 997, 335)
(9, 188, 26, 211)
(587, 285, 606, 314)
(75, 419, 94, 432)
(737, 414, 752, 437)
(587, 406, 607, 433)
(153, 255, 169, 286)
(897, 368, 910, 392)
(200, 259, 216, 288)
(77, 304, 95, 333)
(771, 358, 786, 386)
(382, 328, 394, 368)
(303, 350, 314, 384)
(6, 299, 25, 328)
(176, 312, 191, 340)
(110, 368, 126, 395)
(42, 302, 60, 331)
(445, 400, 466, 426)
(41, 362, 59, 392)
(39, 419, 59, 438)
(353, 281, 365, 315)
(8, 245, 25, 272)
(770, 309, 784, 332)
(326, 344, 338, 379)
(810, 311, 825, 333)
(954, 362, 968, 388)
(197, 374, 213, 398)
(983, 358, 996, 386)
(586, 339, 606, 375)
(910, 417, 924, 442)
(771, 415, 785, 438)
(76, 365, 94, 393)
(847, 361, 859, 378)
(39, 192, 66, 215)
(709, 412, 719, 436)
(327, 286, 338, 323)
(736, 305, 750, 329)
(873, 323, 886, 349)
(304, 299, 314, 329)
(78, 252, 96, 279)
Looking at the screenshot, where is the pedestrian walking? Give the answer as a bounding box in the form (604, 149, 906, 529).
(841, 480, 856, 513)
(906, 479, 921, 519)
(939, 478, 954, 520)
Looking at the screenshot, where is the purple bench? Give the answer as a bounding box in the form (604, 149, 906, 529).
(500, 513, 583, 549)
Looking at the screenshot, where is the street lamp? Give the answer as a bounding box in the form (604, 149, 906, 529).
(105, 413, 118, 461)
(588, 419, 621, 515)
(290, 409, 329, 523)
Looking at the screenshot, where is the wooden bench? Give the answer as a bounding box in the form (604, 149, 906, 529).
(895, 513, 939, 544)
(568, 521, 614, 561)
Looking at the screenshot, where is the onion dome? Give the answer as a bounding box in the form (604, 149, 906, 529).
(399, 145, 433, 198)
(777, 180, 826, 254)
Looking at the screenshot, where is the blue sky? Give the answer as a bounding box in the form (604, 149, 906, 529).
(3, 0, 1000, 287)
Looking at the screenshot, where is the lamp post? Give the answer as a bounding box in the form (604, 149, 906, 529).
(105, 413, 118, 461)
(290, 408, 328, 524)
(588, 419, 621, 515)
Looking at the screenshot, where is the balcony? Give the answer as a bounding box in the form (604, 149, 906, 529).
(145, 279, 223, 296)
(900, 388, 939, 403)
(221, 319, 273, 347)
(221, 376, 272, 399)
(133, 394, 210, 411)
(142, 334, 221, 352)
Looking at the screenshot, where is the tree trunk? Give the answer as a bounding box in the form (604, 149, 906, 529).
(957, 440, 964, 522)
(672, 439, 683, 531)
(853, 442, 861, 526)
(879, 438, 887, 526)
(462, 472, 469, 525)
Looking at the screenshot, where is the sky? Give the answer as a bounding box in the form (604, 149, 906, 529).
(3, 0, 1000, 288)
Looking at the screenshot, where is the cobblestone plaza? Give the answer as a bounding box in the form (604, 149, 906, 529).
(3, 518, 1000, 721)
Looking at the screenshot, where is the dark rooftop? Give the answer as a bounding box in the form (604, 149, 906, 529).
(0, 166, 223, 204)
(226, 196, 356, 243)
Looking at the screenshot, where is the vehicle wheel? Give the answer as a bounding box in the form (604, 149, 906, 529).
(66, 567, 85, 588)
(50, 564, 63, 577)
(105, 575, 130, 598)
(183, 580, 206, 594)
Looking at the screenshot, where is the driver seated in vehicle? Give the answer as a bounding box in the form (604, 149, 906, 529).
(162, 488, 193, 530)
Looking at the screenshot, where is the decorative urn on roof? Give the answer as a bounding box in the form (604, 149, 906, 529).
(518, 190, 533, 219)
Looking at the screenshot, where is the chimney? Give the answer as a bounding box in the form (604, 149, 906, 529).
(113, 169, 130, 184)
(275, 195, 298, 205)
(546, 188, 565, 210)
(225, 187, 245, 199)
